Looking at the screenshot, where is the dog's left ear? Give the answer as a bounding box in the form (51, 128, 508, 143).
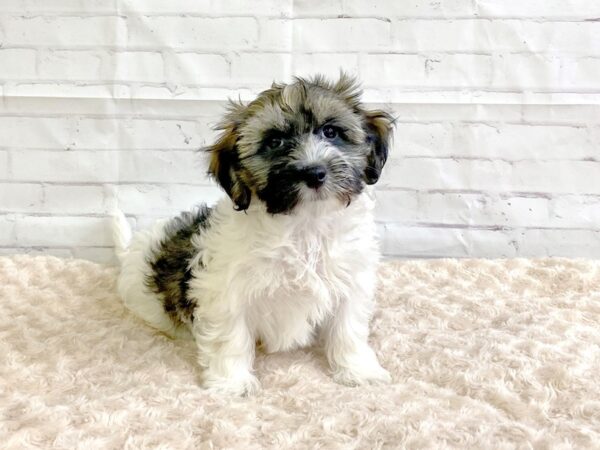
(363, 110, 394, 185)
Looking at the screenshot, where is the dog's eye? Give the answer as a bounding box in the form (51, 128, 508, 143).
(265, 136, 283, 150)
(322, 125, 338, 139)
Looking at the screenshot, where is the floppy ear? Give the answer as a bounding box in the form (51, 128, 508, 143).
(205, 125, 251, 211)
(363, 110, 394, 185)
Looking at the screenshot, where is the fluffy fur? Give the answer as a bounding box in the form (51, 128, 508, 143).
(2, 255, 600, 448)
(113, 75, 394, 395)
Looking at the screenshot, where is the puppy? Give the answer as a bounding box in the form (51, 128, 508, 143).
(113, 74, 394, 395)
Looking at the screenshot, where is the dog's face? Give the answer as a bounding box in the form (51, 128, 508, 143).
(206, 74, 394, 214)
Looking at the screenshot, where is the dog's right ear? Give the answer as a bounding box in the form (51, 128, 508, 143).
(205, 124, 251, 211)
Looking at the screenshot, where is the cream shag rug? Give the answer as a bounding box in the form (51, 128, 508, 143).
(1, 256, 600, 449)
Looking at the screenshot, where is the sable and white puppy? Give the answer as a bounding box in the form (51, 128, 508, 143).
(113, 74, 394, 395)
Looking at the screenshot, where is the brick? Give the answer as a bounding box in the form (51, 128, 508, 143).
(378, 224, 517, 258)
(395, 123, 596, 161)
(374, 190, 556, 228)
(342, 0, 476, 17)
(39, 50, 103, 81)
(490, 54, 562, 90)
(164, 53, 229, 85)
(560, 57, 600, 91)
(0, 49, 37, 79)
(40, 117, 204, 153)
(466, 228, 520, 258)
(510, 161, 600, 195)
(2, 96, 118, 116)
(373, 190, 419, 223)
(376, 223, 461, 257)
(293, 0, 343, 15)
(3, 83, 129, 101)
(293, 53, 359, 80)
(0, 183, 43, 213)
(0, 152, 8, 178)
(206, 0, 292, 15)
(128, 17, 258, 50)
(363, 53, 492, 88)
(389, 104, 523, 124)
(0, 215, 17, 246)
(167, 184, 224, 210)
(120, 119, 207, 149)
(522, 105, 600, 126)
(392, 123, 451, 158)
(118, 0, 210, 13)
(517, 229, 600, 258)
(293, 19, 391, 52)
(15, 216, 112, 246)
(116, 184, 222, 215)
(117, 150, 211, 184)
(450, 124, 596, 161)
(0, 117, 73, 149)
(415, 193, 551, 227)
(381, 159, 600, 194)
(69, 118, 119, 149)
(72, 247, 116, 264)
(350, 0, 476, 18)
(393, 20, 600, 55)
(590, 126, 600, 154)
(132, 215, 159, 231)
(258, 19, 293, 51)
(111, 51, 165, 83)
(393, 20, 487, 53)
(424, 54, 492, 87)
(119, 0, 289, 15)
(94, 98, 223, 119)
(1, 16, 127, 46)
(115, 184, 170, 215)
(550, 196, 600, 229)
(42, 185, 108, 214)
(10, 150, 119, 183)
(521, 22, 600, 55)
(476, 0, 600, 19)
(0, 1, 118, 13)
(231, 53, 292, 85)
(361, 54, 424, 87)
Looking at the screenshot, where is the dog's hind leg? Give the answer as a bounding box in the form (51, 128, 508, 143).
(113, 214, 191, 339)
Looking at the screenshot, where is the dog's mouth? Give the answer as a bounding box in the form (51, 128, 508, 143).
(255, 159, 365, 214)
(301, 181, 329, 200)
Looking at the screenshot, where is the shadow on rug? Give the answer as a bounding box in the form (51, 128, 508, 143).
(1, 255, 599, 448)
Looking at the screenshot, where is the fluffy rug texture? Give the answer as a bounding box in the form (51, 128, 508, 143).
(1, 256, 600, 449)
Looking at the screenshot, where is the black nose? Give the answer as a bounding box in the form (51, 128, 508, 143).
(303, 165, 327, 189)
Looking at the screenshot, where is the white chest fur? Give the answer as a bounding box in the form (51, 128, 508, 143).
(188, 192, 380, 353)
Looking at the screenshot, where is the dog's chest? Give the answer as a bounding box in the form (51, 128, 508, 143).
(246, 226, 356, 353)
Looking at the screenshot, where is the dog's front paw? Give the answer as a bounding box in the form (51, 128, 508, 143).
(333, 363, 391, 387)
(202, 372, 261, 396)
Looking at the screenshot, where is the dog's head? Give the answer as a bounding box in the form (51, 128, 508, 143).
(205, 74, 394, 214)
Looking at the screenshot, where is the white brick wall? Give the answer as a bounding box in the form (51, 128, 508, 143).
(1, 1, 599, 262)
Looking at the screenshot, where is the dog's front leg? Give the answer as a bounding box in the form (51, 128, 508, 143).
(192, 310, 259, 396)
(322, 287, 391, 386)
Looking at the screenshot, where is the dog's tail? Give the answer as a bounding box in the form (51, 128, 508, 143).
(111, 209, 132, 264)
